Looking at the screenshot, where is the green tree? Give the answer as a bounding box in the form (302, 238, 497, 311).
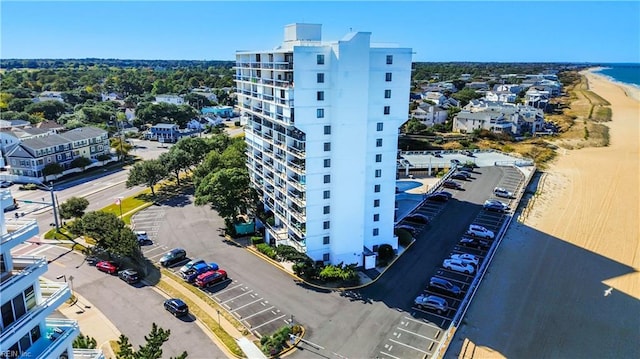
(24, 100, 69, 121)
(42, 163, 64, 182)
(115, 324, 187, 359)
(7, 98, 34, 112)
(97, 153, 112, 164)
(73, 333, 97, 349)
(159, 149, 191, 186)
(70, 211, 140, 258)
(70, 156, 92, 171)
(110, 137, 132, 161)
(195, 167, 255, 220)
(451, 88, 483, 107)
(404, 118, 427, 134)
(175, 136, 220, 166)
(59, 196, 90, 220)
(126, 159, 168, 196)
(116, 334, 135, 359)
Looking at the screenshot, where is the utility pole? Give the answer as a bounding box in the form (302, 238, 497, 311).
(50, 182, 60, 232)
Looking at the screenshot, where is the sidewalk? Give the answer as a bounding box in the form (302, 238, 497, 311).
(58, 292, 120, 358)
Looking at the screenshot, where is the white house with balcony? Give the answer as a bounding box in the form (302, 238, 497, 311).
(0, 194, 103, 359)
(411, 103, 448, 127)
(154, 94, 184, 105)
(485, 91, 517, 103)
(237, 23, 412, 267)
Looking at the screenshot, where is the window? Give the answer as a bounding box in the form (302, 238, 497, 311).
(374, 184, 381, 193)
(317, 54, 325, 65)
(323, 236, 330, 245)
(317, 109, 325, 118)
(374, 199, 380, 207)
(324, 175, 331, 183)
(317, 73, 325, 83)
(323, 190, 330, 199)
(385, 72, 392, 82)
(373, 228, 379, 236)
(377, 122, 384, 131)
(376, 138, 383, 147)
(323, 253, 330, 261)
(324, 125, 331, 135)
(24, 286, 35, 310)
(375, 169, 381, 178)
(386, 55, 393, 64)
(317, 91, 324, 101)
(323, 205, 330, 214)
(2, 301, 14, 328)
(323, 221, 330, 229)
(374, 214, 380, 222)
(324, 158, 331, 168)
(375, 154, 382, 162)
(12, 296, 26, 320)
(324, 142, 331, 151)
(385, 89, 391, 98)
(384, 106, 390, 115)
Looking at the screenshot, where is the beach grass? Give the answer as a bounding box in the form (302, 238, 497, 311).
(592, 106, 612, 122)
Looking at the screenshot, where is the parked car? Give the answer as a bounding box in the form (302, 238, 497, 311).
(0, 180, 13, 188)
(118, 269, 140, 284)
(179, 259, 207, 275)
(442, 180, 462, 190)
(443, 258, 475, 274)
(450, 159, 461, 165)
(459, 237, 491, 250)
(427, 277, 462, 297)
(451, 173, 468, 181)
(483, 199, 509, 212)
(195, 269, 228, 288)
(494, 187, 513, 199)
(466, 224, 495, 239)
(164, 298, 189, 317)
(96, 260, 118, 274)
(457, 165, 476, 173)
(425, 192, 451, 202)
(405, 213, 429, 224)
(462, 150, 474, 157)
(449, 253, 480, 267)
(159, 248, 187, 267)
(395, 224, 418, 235)
(135, 231, 152, 245)
(433, 151, 443, 158)
(414, 294, 448, 314)
(181, 262, 219, 283)
(457, 170, 472, 179)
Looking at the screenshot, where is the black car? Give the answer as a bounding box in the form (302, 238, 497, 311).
(164, 298, 189, 317)
(405, 213, 429, 224)
(451, 173, 468, 181)
(425, 192, 450, 202)
(484, 200, 509, 213)
(442, 180, 462, 190)
(428, 277, 462, 297)
(118, 269, 140, 284)
(159, 248, 187, 267)
(459, 237, 490, 250)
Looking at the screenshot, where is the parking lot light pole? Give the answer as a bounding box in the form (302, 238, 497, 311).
(49, 182, 60, 232)
(216, 309, 221, 326)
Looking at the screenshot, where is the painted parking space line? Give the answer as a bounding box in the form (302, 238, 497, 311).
(379, 351, 402, 359)
(220, 290, 254, 305)
(396, 327, 438, 342)
(412, 308, 451, 322)
(248, 314, 287, 331)
(403, 316, 441, 331)
(388, 339, 428, 354)
(240, 306, 276, 321)
(229, 298, 264, 313)
(213, 283, 245, 297)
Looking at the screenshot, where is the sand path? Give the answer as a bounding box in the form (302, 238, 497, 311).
(446, 71, 639, 358)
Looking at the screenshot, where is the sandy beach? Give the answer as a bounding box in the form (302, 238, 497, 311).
(446, 70, 640, 358)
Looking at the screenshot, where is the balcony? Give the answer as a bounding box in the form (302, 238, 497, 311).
(0, 282, 70, 346)
(24, 319, 81, 359)
(289, 206, 307, 223)
(1, 219, 39, 252)
(0, 256, 48, 295)
(287, 145, 305, 157)
(287, 159, 305, 173)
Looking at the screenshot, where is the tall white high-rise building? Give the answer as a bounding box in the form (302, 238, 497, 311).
(0, 190, 103, 359)
(237, 24, 412, 266)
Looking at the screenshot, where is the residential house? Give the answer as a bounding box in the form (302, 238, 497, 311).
(5, 127, 109, 180)
(154, 94, 184, 105)
(455, 100, 544, 135)
(0, 120, 30, 130)
(493, 84, 522, 94)
(411, 103, 448, 127)
(36, 120, 65, 133)
(190, 90, 219, 104)
(525, 88, 550, 110)
(100, 92, 122, 102)
(466, 82, 490, 91)
(453, 110, 512, 134)
(485, 91, 517, 103)
(201, 106, 234, 118)
(147, 123, 181, 142)
(32, 91, 64, 103)
(422, 92, 447, 106)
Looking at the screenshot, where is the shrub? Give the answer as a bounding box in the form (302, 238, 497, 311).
(396, 229, 413, 247)
(19, 183, 38, 191)
(234, 121, 241, 127)
(275, 245, 310, 262)
(260, 325, 292, 355)
(377, 244, 394, 262)
(256, 243, 276, 259)
(292, 258, 317, 278)
(250, 236, 264, 245)
(318, 263, 359, 283)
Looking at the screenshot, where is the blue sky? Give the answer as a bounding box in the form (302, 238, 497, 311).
(2, 1, 639, 63)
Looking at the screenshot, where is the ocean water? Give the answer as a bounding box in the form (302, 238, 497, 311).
(595, 63, 640, 88)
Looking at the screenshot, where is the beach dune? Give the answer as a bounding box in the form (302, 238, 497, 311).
(446, 70, 640, 359)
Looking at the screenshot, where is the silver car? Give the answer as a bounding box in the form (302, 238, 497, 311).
(414, 294, 448, 314)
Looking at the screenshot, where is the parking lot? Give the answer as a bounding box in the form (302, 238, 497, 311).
(132, 204, 294, 339)
(377, 165, 526, 359)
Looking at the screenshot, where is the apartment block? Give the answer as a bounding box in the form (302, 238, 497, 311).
(236, 23, 412, 266)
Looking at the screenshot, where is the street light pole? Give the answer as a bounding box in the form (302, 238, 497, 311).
(50, 182, 60, 232)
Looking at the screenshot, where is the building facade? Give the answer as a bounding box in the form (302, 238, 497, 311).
(237, 23, 412, 266)
(0, 198, 103, 359)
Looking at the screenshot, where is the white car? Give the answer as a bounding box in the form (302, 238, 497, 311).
(442, 259, 475, 275)
(494, 187, 513, 199)
(466, 224, 495, 239)
(135, 231, 151, 245)
(449, 253, 480, 267)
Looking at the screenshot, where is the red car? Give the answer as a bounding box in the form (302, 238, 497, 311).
(96, 260, 119, 274)
(195, 270, 228, 288)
